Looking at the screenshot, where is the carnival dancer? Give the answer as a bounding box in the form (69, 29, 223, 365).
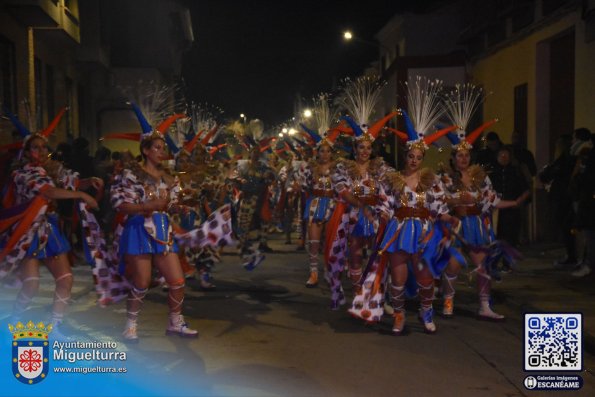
(232, 138, 275, 270)
(298, 95, 341, 287)
(325, 76, 398, 310)
(109, 103, 233, 341)
(0, 106, 100, 336)
(284, 146, 308, 248)
(438, 139, 522, 320)
(277, 150, 300, 246)
(166, 120, 222, 290)
(435, 83, 523, 321)
(347, 77, 458, 335)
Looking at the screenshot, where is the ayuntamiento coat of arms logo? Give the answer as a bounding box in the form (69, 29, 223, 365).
(8, 321, 52, 385)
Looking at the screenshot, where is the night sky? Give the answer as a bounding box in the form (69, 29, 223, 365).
(180, 1, 439, 127)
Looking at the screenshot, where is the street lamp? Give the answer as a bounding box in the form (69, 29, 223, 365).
(240, 113, 246, 123)
(342, 30, 392, 75)
(303, 109, 312, 119)
(342, 30, 390, 52)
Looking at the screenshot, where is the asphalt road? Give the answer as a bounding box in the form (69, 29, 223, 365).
(1, 237, 593, 396)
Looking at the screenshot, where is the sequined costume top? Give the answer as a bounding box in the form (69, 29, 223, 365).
(0, 162, 79, 275)
(377, 168, 449, 254)
(298, 160, 336, 223)
(110, 166, 182, 258)
(439, 164, 500, 246)
(332, 158, 392, 237)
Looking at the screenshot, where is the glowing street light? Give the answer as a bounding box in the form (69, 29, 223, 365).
(240, 113, 246, 123)
(303, 109, 312, 118)
(341, 30, 392, 75)
(342, 30, 390, 52)
(288, 128, 297, 136)
(282, 127, 288, 133)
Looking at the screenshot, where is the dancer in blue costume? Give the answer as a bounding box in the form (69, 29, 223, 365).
(438, 131, 521, 321)
(437, 83, 521, 321)
(348, 77, 458, 334)
(324, 77, 397, 310)
(298, 95, 341, 287)
(0, 107, 100, 337)
(110, 103, 233, 342)
(348, 112, 457, 334)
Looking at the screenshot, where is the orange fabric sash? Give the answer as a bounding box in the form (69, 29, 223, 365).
(324, 201, 347, 265)
(0, 195, 48, 261)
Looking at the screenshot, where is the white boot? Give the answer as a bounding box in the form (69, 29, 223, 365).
(418, 307, 437, 334)
(122, 318, 138, 342)
(383, 302, 395, 316)
(478, 300, 505, 321)
(166, 313, 198, 338)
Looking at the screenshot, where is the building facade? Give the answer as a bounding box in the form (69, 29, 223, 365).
(0, 0, 193, 154)
(375, 0, 595, 241)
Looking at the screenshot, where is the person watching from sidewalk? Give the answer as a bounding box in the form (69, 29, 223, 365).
(539, 133, 577, 268)
(490, 145, 531, 272)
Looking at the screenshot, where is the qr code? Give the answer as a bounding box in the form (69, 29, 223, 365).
(524, 313, 582, 371)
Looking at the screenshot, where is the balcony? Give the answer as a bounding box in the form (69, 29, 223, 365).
(2, 0, 80, 43)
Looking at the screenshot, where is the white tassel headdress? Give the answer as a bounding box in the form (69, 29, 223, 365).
(402, 76, 445, 152)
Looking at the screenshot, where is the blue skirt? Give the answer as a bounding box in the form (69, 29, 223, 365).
(379, 218, 428, 255)
(119, 213, 179, 257)
(458, 214, 494, 247)
(421, 221, 468, 277)
(303, 197, 333, 223)
(26, 214, 71, 259)
(350, 209, 376, 238)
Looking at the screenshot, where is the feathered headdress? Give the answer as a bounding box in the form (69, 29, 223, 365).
(189, 102, 223, 146)
(128, 101, 186, 143)
(2, 104, 68, 147)
(337, 76, 398, 142)
(443, 83, 497, 151)
(298, 93, 341, 148)
(402, 76, 455, 152)
(105, 82, 185, 143)
(163, 108, 221, 159)
(299, 123, 341, 149)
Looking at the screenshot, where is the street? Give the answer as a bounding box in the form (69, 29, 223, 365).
(1, 236, 594, 397)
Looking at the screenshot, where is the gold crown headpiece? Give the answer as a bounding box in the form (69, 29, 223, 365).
(141, 130, 165, 142)
(448, 119, 500, 152)
(406, 138, 430, 152)
(453, 140, 474, 152)
(8, 321, 53, 340)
